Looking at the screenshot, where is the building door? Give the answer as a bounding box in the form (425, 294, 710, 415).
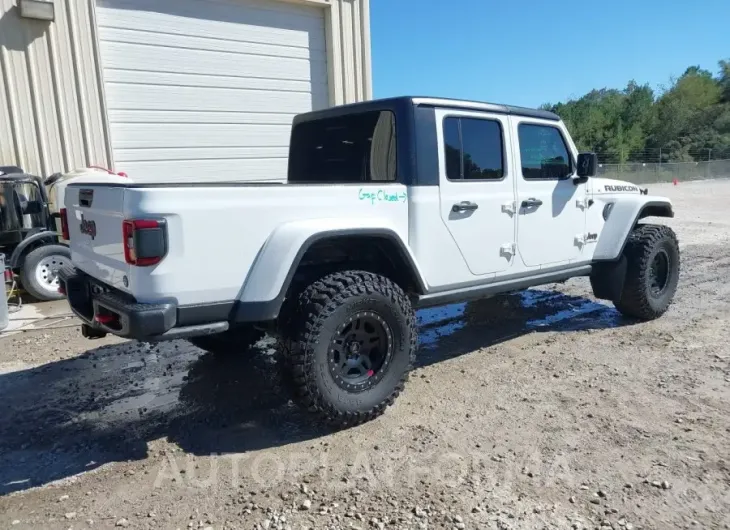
(95, 0, 329, 182)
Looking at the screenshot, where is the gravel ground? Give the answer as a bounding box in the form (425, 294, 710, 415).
(1, 180, 729, 530)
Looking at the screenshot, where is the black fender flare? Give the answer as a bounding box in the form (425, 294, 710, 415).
(637, 201, 674, 221)
(281, 228, 426, 292)
(233, 228, 426, 323)
(590, 201, 674, 301)
(594, 200, 674, 263)
(9, 231, 63, 269)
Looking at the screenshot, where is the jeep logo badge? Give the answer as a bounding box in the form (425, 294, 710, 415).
(80, 215, 97, 240)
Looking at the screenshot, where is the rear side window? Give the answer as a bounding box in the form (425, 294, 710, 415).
(518, 124, 572, 179)
(442, 117, 504, 181)
(288, 110, 397, 183)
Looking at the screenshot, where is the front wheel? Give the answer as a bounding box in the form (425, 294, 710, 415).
(279, 271, 417, 428)
(613, 224, 680, 320)
(19, 244, 72, 301)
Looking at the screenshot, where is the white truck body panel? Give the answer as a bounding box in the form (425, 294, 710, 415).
(406, 186, 476, 290)
(66, 186, 129, 289)
(66, 184, 411, 305)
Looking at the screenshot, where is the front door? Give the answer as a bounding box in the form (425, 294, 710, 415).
(437, 109, 517, 276)
(511, 118, 587, 267)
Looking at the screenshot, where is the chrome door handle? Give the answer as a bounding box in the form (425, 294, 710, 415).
(521, 198, 543, 208)
(452, 201, 479, 213)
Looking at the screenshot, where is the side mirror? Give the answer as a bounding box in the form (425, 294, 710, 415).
(22, 200, 43, 215)
(576, 152, 597, 178)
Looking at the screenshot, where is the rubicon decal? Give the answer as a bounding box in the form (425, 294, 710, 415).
(79, 214, 97, 240)
(604, 185, 639, 192)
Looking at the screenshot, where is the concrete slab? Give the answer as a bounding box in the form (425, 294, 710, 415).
(0, 299, 74, 338)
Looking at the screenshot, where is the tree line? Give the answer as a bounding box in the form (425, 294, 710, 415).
(541, 60, 730, 163)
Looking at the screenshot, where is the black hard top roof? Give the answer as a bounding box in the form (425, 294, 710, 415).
(294, 96, 560, 124)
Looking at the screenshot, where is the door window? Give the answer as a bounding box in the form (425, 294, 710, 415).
(518, 124, 572, 179)
(443, 117, 504, 181)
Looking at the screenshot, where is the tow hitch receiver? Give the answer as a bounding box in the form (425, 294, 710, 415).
(81, 323, 107, 340)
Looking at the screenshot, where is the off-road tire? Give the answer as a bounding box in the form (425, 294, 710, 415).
(613, 224, 680, 320)
(187, 325, 264, 356)
(19, 244, 71, 301)
(279, 271, 417, 428)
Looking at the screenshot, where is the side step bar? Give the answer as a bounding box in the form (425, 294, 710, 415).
(414, 265, 593, 308)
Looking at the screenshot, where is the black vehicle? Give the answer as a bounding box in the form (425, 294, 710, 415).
(0, 166, 70, 301)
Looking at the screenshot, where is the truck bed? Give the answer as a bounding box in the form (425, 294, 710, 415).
(64, 181, 411, 306)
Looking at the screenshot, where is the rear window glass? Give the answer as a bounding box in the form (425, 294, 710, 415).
(288, 110, 397, 183)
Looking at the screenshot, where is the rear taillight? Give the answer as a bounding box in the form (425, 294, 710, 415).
(123, 219, 167, 266)
(60, 208, 70, 240)
(3, 268, 12, 283)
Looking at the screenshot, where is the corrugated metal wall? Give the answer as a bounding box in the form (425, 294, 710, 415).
(326, 0, 372, 105)
(0, 0, 110, 177)
(0, 0, 371, 178)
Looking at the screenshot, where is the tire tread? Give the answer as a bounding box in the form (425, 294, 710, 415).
(279, 271, 417, 428)
(614, 224, 680, 320)
(19, 244, 71, 302)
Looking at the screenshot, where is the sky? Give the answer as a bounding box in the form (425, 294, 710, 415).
(370, 0, 730, 108)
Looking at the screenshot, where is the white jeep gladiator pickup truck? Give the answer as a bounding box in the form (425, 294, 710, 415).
(59, 96, 679, 426)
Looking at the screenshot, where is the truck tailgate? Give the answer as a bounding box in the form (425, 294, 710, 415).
(65, 185, 130, 292)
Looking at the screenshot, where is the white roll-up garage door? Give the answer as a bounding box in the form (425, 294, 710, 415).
(95, 0, 329, 182)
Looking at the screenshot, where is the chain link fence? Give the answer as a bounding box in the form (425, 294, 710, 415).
(596, 159, 730, 184)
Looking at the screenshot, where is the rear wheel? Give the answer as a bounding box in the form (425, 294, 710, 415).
(279, 271, 417, 427)
(19, 244, 71, 301)
(613, 224, 680, 320)
(187, 325, 264, 356)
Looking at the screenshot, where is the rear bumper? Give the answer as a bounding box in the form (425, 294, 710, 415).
(58, 267, 227, 341)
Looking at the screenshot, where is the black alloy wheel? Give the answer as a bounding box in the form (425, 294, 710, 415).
(327, 311, 393, 392)
(649, 248, 670, 298)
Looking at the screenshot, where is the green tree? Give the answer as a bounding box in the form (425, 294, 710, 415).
(719, 60, 730, 102)
(541, 59, 730, 162)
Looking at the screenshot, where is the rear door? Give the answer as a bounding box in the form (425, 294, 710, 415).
(511, 119, 587, 266)
(436, 109, 516, 276)
(65, 185, 130, 291)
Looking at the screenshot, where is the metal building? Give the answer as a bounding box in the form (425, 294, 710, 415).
(0, 0, 372, 182)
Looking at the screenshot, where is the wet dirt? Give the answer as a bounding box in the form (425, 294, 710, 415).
(0, 180, 729, 530)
